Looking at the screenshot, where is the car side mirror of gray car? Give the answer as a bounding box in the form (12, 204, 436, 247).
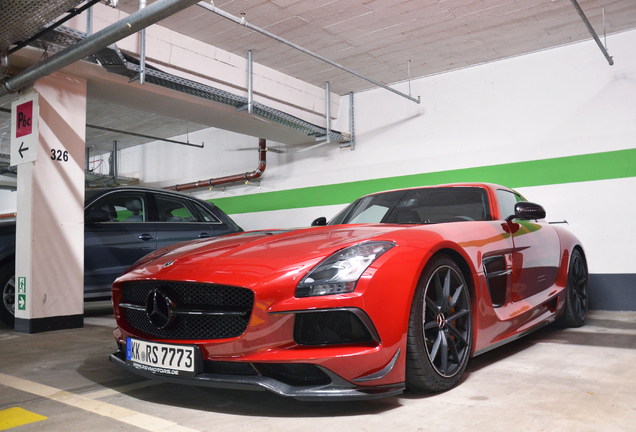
(506, 202, 546, 222)
(86, 208, 111, 223)
(311, 217, 327, 226)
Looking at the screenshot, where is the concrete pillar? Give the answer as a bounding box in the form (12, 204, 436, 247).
(14, 73, 86, 333)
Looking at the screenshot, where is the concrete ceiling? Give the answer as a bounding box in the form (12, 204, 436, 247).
(1, 0, 635, 156)
(119, 0, 636, 95)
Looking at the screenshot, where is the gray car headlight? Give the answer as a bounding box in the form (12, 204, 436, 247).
(295, 241, 395, 297)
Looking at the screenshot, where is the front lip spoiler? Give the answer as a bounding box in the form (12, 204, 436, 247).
(109, 352, 404, 401)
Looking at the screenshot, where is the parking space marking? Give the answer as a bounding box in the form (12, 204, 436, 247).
(0, 373, 199, 432)
(0, 407, 47, 431)
(83, 380, 162, 400)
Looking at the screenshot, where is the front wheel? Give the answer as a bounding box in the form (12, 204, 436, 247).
(0, 261, 15, 327)
(406, 254, 472, 392)
(558, 249, 588, 327)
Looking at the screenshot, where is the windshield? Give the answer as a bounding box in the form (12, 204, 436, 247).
(329, 187, 492, 225)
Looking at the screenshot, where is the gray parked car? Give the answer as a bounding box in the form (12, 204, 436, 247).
(0, 187, 242, 327)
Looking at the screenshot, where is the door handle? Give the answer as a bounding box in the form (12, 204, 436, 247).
(198, 232, 211, 239)
(138, 233, 154, 241)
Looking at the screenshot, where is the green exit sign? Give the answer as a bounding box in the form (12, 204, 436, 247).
(17, 277, 26, 311)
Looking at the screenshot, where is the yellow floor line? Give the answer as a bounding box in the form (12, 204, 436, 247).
(0, 407, 47, 431)
(0, 373, 200, 432)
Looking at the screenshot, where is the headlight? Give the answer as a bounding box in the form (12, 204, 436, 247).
(296, 241, 395, 297)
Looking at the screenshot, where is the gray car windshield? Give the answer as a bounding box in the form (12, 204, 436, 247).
(329, 187, 492, 225)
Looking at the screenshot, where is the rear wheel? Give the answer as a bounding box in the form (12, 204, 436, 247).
(406, 254, 472, 392)
(559, 249, 588, 327)
(0, 261, 15, 327)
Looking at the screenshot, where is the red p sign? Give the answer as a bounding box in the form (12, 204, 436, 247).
(16, 101, 33, 138)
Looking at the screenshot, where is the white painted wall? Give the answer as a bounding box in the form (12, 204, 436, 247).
(518, 178, 636, 275)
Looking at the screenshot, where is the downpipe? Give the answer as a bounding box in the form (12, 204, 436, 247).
(167, 138, 267, 191)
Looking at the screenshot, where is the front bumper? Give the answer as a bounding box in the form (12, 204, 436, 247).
(109, 345, 404, 401)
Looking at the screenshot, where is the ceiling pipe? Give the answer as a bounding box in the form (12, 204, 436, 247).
(167, 138, 266, 191)
(197, 1, 421, 104)
(7, 0, 102, 56)
(1, 0, 201, 97)
(569, 0, 614, 66)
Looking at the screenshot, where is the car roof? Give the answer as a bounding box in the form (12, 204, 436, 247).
(85, 186, 215, 207)
(359, 182, 509, 199)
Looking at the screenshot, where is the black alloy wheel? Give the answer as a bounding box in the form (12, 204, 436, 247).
(0, 262, 15, 327)
(559, 249, 588, 327)
(406, 254, 472, 392)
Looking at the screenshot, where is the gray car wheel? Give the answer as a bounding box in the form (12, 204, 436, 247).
(406, 254, 472, 392)
(0, 261, 15, 327)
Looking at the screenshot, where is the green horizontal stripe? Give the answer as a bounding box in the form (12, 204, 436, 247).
(211, 148, 636, 215)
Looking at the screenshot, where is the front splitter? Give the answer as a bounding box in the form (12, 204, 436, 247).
(109, 350, 404, 401)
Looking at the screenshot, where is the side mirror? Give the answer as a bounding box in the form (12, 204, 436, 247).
(311, 217, 327, 226)
(506, 202, 546, 222)
(86, 208, 111, 223)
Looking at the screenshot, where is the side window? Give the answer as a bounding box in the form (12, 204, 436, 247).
(496, 190, 524, 220)
(192, 203, 221, 223)
(156, 196, 196, 222)
(88, 193, 147, 222)
(350, 205, 390, 223)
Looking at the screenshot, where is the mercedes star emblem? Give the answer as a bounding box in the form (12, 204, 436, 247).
(145, 288, 175, 329)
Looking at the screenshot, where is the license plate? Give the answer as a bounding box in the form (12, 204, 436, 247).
(126, 338, 198, 377)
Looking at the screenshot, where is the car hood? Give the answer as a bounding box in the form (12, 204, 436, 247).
(117, 224, 417, 289)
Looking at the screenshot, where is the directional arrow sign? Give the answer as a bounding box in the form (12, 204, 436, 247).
(11, 92, 39, 166)
(18, 142, 29, 159)
(18, 294, 26, 311)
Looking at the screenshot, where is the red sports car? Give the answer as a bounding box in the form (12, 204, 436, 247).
(110, 183, 588, 400)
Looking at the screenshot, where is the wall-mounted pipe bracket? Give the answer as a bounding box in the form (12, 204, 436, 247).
(237, 50, 254, 114)
(111, 140, 118, 182)
(139, 0, 147, 84)
(339, 92, 355, 151)
(325, 82, 332, 144)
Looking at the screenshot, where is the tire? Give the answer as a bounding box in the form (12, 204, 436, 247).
(406, 254, 472, 392)
(0, 261, 15, 328)
(558, 249, 588, 327)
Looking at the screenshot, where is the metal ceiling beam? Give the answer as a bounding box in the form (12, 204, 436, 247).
(1, 0, 200, 96)
(569, 0, 614, 66)
(197, 1, 421, 104)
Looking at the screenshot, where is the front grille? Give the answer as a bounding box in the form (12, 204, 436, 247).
(121, 281, 254, 340)
(294, 311, 374, 346)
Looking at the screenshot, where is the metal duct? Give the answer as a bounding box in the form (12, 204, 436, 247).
(1, 0, 201, 96)
(167, 138, 266, 191)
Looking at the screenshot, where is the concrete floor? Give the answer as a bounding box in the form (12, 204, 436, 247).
(1, 306, 635, 432)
